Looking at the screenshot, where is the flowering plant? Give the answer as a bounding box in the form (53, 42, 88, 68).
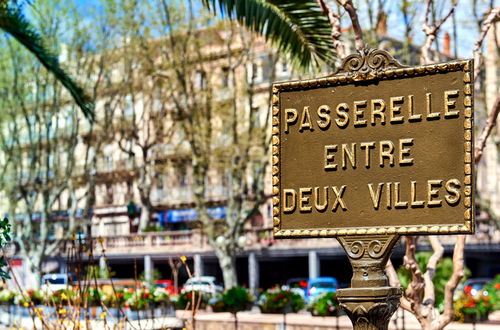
(18, 289, 44, 306)
(0, 290, 15, 305)
(455, 292, 493, 322)
(153, 287, 171, 306)
(209, 286, 253, 313)
(484, 275, 500, 311)
(307, 292, 340, 316)
(124, 288, 154, 310)
(258, 288, 304, 314)
(102, 288, 126, 308)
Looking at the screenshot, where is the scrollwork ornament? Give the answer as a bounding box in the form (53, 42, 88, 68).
(367, 240, 383, 258)
(334, 49, 407, 81)
(347, 240, 365, 259)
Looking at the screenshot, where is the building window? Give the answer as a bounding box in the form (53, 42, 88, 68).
(126, 181, 133, 200)
(105, 155, 113, 172)
(281, 61, 288, 73)
(123, 95, 134, 118)
(105, 183, 114, 205)
(156, 173, 164, 195)
(222, 67, 229, 88)
(196, 70, 207, 89)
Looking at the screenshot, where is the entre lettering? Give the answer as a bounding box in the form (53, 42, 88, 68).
(283, 90, 460, 133)
(324, 138, 414, 170)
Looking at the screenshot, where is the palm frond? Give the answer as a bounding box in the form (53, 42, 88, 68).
(0, 6, 94, 120)
(202, 0, 336, 71)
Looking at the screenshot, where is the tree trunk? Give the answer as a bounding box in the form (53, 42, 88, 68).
(214, 245, 237, 289)
(24, 256, 42, 290)
(138, 204, 151, 232)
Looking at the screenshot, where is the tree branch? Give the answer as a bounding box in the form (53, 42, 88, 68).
(337, 0, 365, 51)
(475, 95, 500, 164)
(439, 235, 466, 328)
(423, 236, 444, 305)
(317, 0, 345, 58)
(473, 7, 500, 90)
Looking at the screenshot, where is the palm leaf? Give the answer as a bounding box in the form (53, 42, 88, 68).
(202, 0, 336, 70)
(0, 5, 94, 120)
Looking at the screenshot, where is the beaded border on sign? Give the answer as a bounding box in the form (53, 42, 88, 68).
(271, 58, 474, 238)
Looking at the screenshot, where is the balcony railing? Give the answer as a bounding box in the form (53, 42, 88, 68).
(6, 226, 500, 259)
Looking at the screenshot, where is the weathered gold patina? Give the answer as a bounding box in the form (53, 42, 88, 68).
(271, 49, 474, 238)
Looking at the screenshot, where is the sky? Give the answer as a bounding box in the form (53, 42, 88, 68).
(28, 0, 500, 61)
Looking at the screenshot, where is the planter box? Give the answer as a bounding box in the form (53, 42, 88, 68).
(464, 313, 488, 323)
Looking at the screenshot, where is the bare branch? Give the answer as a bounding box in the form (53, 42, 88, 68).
(439, 235, 466, 328)
(317, 0, 345, 58)
(475, 95, 500, 164)
(423, 236, 444, 304)
(473, 7, 500, 89)
(337, 0, 365, 51)
(421, 0, 457, 64)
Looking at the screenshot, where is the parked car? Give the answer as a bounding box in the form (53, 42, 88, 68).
(306, 277, 338, 302)
(156, 279, 177, 295)
(283, 277, 309, 299)
(454, 278, 492, 300)
(181, 276, 223, 295)
(40, 273, 75, 292)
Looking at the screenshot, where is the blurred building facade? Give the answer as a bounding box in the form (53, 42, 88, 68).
(4, 24, 500, 290)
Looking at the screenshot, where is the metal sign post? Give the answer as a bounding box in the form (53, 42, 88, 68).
(271, 49, 474, 329)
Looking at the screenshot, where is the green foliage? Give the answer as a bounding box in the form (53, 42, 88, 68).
(123, 288, 154, 311)
(258, 288, 305, 313)
(455, 290, 494, 322)
(209, 286, 253, 313)
(153, 288, 171, 306)
(0, 2, 94, 119)
(175, 290, 209, 310)
(202, 0, 336, 70)
(17, 289, 44, 306)
(86, 265, 115, 280)
(139, 268, 163, 285)
(142, 225, 164, 232)
(102, 288, 126, 308)
(0, 290, 15, 305)
(307, 292, 340, 316)
(397, 251, 470, 311)
(484, 275, 500, 311)
(0, 218, 11, 279)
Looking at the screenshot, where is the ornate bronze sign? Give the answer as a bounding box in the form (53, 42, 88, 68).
(271, 50, 474, 238)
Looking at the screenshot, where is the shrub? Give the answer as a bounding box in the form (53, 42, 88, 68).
(0, 290, 15, 305)
(455, 292, 493, 322)
(102, 288, 126, 308)
(397, 251, 470, 311)
(124, 288, 154, 311)
(258, 288, 304, 313)
(175, 290, 208, 310)
(153, 288, 171, 306)
(18, 290, 44, 306)
(484, 275, 500, 311)
(307, 292, 340, 316)
(209, 286, 253, 313)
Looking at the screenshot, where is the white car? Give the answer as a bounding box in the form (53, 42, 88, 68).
(181, 276, 223, 295)
(40, 273, 74, 293)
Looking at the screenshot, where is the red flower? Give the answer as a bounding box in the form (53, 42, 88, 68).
(299, 281, 308, 288)
(464, 286, 472, 294)
(465, 301, 475, 308)
(495, 283, 500, 290)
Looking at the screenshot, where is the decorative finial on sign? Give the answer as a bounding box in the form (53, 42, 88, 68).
(334, 49, 407, 81)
